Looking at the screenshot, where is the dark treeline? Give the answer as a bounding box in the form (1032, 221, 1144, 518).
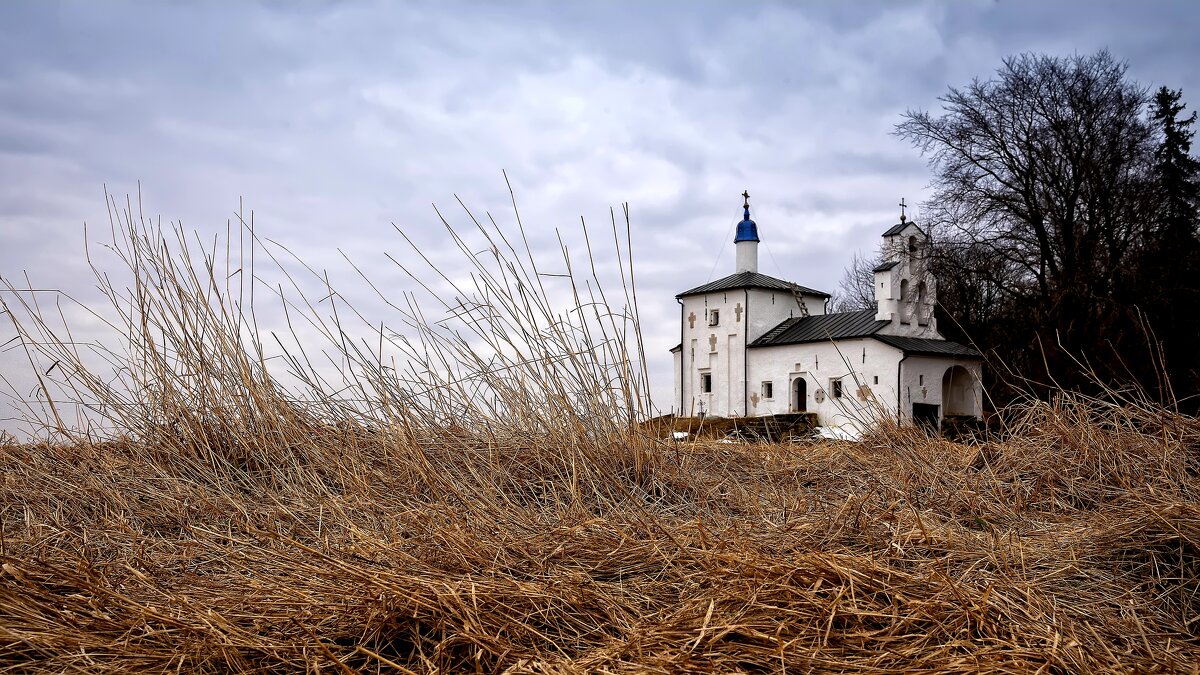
(844, 51, 1200, 411)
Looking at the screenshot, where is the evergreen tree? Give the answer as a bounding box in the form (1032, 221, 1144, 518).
(1142, 87, 1200, 406)
(1150, 87, 1200, 244)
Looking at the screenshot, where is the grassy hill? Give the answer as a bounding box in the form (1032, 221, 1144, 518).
(1, 203, 1197, 672)
(2, 395, 1198, 672)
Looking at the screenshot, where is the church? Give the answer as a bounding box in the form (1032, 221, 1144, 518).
(670, 194, 983, 434)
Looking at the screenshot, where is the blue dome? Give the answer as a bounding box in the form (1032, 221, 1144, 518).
(734, 206, 760, 243)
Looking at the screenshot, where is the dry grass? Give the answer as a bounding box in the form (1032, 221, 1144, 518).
(1, 190, 1198, 672)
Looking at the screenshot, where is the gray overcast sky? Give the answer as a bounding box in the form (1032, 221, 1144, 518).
(2, 0, 1199, 432)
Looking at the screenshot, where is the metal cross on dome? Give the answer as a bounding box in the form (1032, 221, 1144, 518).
(742, 190, 750, 209)
(899, 198, 908, 223)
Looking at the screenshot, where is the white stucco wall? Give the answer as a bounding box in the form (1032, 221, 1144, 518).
(671, 346, 681, 415)
(746, 338, 904, 432)
(745, 288, 824, 342)
(677, 286, 828, 418)
(735, 240, 758, 273)
(897, 356, 984, 422)
(744, 341, 984, 433)
(678, 291, 744, 417)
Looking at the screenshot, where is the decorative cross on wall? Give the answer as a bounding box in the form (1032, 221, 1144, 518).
(734, 303, 743, 322)
(709, 334, 718, 351)
(688, 312, 696, 329)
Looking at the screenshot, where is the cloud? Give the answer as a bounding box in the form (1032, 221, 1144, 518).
(3, 0, 1200, 433)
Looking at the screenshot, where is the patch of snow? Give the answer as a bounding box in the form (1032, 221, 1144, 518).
(812, 425, 861, 441)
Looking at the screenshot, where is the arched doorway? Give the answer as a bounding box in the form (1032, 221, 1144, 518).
(792, 377, 807, 412)
(942, 366, 975, 416)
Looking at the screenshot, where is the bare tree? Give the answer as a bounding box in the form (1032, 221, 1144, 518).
(897, 51, 1155, 313)
(896, 50, 1199, 404)
(832, 250, 881, 312)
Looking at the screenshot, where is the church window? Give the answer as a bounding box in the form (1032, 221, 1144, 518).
(917, 282, 929, 326)
(908, 235, 917, 252)
(701, 372, 712, 393)
(873, 375, 879, 385)
(761, 381, 773, 399)
(831, 379, 843, 399)
(919, 374, 924, 386)
(709, 310, 720, 326)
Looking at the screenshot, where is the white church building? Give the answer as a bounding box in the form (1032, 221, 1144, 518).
(671, 194, 983, 433)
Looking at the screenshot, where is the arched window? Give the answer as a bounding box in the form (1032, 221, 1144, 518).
(899, 279, 909, 301)
(899, 279, 911, 324)
(908, 235, 918, 252)
(917, 281, 929, 326)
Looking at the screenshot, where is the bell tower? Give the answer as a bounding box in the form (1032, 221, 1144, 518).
(874, 201, 938, 337)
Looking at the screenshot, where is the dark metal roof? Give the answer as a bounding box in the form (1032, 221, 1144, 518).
(882, 220, 927, 237)
(750, 309, 888, 347)
(750, 311, 982, 358)
(677, 271, 830, 298)
(872, 260, 899, 273)
(669, 343, 682, 353)
(871, 334, 982, 358)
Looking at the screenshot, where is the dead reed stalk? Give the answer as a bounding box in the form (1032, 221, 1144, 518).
(0, 189, 1197, 672)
